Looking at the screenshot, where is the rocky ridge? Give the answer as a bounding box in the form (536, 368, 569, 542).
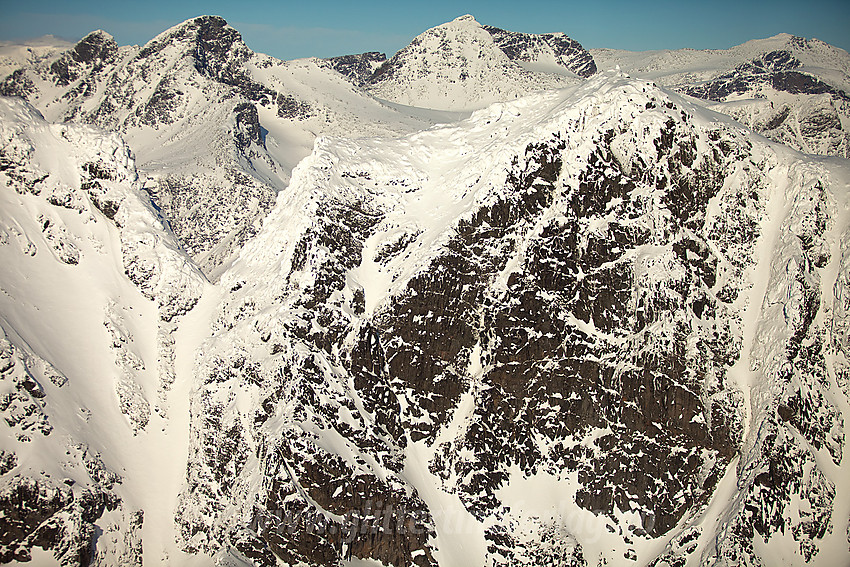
(482, 24, 597, 78)
(323, 52, 388, 87)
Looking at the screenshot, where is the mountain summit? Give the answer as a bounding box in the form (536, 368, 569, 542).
(0, 16, 431, 276)
(364, 15, 592, 110)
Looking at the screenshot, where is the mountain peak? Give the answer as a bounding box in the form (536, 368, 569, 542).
(364, 15, 598, 110)
(452, 14, 479, 24)
(164, 15, 241, 48)
(191, 15, 242, 55)
(45, 28, 118, 86)
(190, 14, 228, 27)
(164, 14, 230, 34)
(141, 15, 243, 55)
(81, 29, 114, 43)
(71, 30, 118, 63)
(135, 13, 251, 80)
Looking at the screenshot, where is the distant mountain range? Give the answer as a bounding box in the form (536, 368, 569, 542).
(1, 14, 849, 567)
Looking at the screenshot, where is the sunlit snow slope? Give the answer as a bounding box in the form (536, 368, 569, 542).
(365, 15, 585, 111)
(0, 97, 209, 566)
(0, 16, 433, 277)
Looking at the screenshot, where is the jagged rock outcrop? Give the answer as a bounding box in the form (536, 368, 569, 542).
(483, 24, 597, 77)
(323, 52, 387, 86)
(176, 74, 850, 565)
(48, 30, 118, 87)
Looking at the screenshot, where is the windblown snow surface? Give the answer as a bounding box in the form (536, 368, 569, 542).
(0, 16, 849, 567)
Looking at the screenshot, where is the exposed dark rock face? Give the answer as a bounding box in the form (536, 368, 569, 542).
(324, 52, 388, 86)
(49, 30, 118, 87)
(178, 191, 439, 566)
(67, 31, 118, 65)
(680, 50, 848, 102)
(771, 70, 847, 98)
(0, 470, 123, 566)
(484, 25, 597, 77)
(673, 43, 850, 157)
(276, 93, 314, 120)
(177, 76, 847, 565)
(404, 114, 748, 552)
(235, 102, 265, 150)
(0, 70, 36, 98)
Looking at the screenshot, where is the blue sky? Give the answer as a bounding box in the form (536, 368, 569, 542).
(1, 1, 848, 59)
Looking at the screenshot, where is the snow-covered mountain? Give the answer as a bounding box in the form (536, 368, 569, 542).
(175, 71, 850, 567)
(363, 15, 589, 111)
(0, 16, 432, 277)
(322, 15, 596, 111)
(1, 14, 850, 567)
(482, 24, 597, 78)
(593, 34, 850, 157)
(325, 20, 848, 158)
(0, 36, 74, 80)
